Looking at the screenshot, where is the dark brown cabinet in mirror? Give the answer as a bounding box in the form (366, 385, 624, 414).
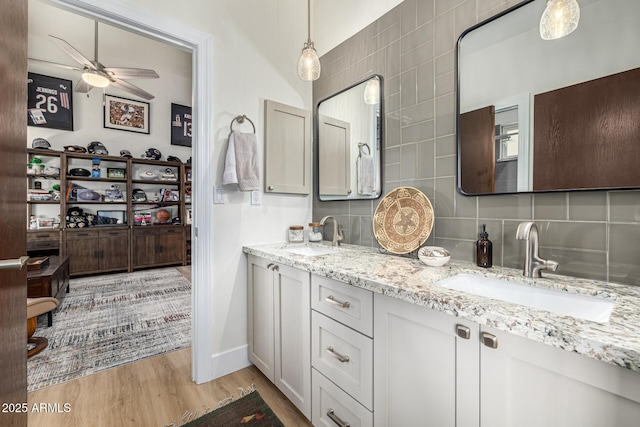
(456, 0, 640, 195)
(316, 75, 383, 201)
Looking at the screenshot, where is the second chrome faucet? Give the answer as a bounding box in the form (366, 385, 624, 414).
(515, 221, 559, 278)
(320, 215, 343, 247)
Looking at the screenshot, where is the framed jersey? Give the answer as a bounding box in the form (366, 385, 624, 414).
(170, 103, 192, 146)
(27, 72, 74, 131)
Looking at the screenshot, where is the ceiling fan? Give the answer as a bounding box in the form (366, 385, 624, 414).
(29, 21, 159, 100)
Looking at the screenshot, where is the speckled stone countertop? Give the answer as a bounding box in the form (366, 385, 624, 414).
(243, 242, 640, 372)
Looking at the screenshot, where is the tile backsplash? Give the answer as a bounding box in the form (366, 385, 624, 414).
(312, 0, 640, 286)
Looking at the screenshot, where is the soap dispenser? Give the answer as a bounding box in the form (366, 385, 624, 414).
(476, 224, 492, 268)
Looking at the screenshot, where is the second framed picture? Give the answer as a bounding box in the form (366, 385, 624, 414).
(104, 95, 150, 134)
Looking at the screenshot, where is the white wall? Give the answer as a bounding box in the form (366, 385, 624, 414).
(27, 0, 193, 161)
(115, 0, 314, 371)
(314, 0, 404, 55)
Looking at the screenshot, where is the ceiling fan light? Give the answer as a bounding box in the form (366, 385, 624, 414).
(82, 70, 110, 88)
(540, 0, 580, 40)
(298, 42, 321, 81)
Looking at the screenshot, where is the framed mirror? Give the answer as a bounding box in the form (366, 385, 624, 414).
(457, 0, 640, 195)
(316, 75, 383, 201)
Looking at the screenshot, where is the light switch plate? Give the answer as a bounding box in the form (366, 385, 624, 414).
(251, 190, 262, 205)
(213, 185, 224, 204)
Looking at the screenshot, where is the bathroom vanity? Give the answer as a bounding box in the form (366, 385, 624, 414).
(244, 242, 640, 426)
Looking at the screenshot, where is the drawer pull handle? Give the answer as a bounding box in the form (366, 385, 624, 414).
(36, 234, 50, 238)
(456, 324, 471, 340)
(326, 346, 349, 363)
(325, 295, 350, 309)
(327, 409, 350, 427)
(266, 263, 274, 269)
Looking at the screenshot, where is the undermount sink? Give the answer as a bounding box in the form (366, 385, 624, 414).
(435, 274, 615, 323)
(283, 246, 339, 257)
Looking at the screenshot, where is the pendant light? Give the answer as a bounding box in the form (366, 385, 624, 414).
(363, 78, 380, 105)
(540, 0, 580, 40)
(297, 0, 321, 81)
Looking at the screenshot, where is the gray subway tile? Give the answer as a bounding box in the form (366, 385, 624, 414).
(434, 9, 455, 57)
(401, 101, 435, 125)
(385, 92, 401, 114)
(534, 221, 607, 251)
(478, 194, 533, 220)
(402, 120, 434, 144)
(435, 70, 455, 98)
(538, 248, 607, 282)
(417, 0, 435, 25)
(435, 50, 454, 77)
(401, 41, 434, 71)
(435, 177, 455, 217)
(385, 163, 401, 182)
(534, 193, 567, 221)
(436, 155, 456, 177)
(417, 140, 436, 179)
(568, 191, 607, 222)
(385, 114, 401, 147)
(385, 146, 400, 165)
(435, 93, 455, 137)
(350, 200, 373, 216)
(436, 134, 456, 157)
(417, 61, 435, 103)
(502, 220, 526, 269)
(435, 217, 477, 240)
(361, 216, 374, 247)
(374, 21, 401, 51)
(385, 75, 400, 96)
(609, 223, 640, 285)
(609, 191, 640, 223)
(349, 216, 362, 245)
(400, 68, 417, 108)
(434, 237, 475, 262)
(386, 40, 401, 78)
(455, 190, 477, 218)
(454, 0, 478, 39)
(401, 144, 417, 180)
(400, 0, 417, 35)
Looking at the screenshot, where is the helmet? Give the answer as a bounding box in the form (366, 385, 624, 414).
(132, 188, 147, 202)
(87, 141, 109, 155)
(120, 149, 132, 158)
(141, 148, 161, 160)
(64, 145, 87, 153)
(167, 155, 182, 163)
(32, 138, 51, 149)
(69, 168, 91, 177)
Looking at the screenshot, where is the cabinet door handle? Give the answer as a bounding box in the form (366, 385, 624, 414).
(456, 324, 471, 340)
(326, 346, 349, 363)
(266, 263, 274, 270)
(326, 409, 350, 427)
(325, 295, 350, 309)
(272, 265, 279, 271)
(481, 332, 498, 349)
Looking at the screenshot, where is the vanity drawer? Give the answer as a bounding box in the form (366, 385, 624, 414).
(312, 311, 373, 410)
(312, 368, 372, 427)
(312, 275, 373, 337)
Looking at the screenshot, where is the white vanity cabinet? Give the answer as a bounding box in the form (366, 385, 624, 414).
(480, 325, 640, 427)
(247, 255, 311, 419)
(311, 275, 374, 427)
(373, 292, 479, 427)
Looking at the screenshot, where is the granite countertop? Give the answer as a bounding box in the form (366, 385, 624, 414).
(243, 241, 640, 372)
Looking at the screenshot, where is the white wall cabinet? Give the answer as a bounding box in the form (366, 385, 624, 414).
(480, 325, 640, 427)
(247, 255, 311, 419)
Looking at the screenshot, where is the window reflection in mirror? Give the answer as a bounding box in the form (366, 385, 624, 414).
(317, 75, 383, 201)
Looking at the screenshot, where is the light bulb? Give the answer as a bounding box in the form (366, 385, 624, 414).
(82, 70, 110, 88)
(363, 78, 380, 104)
(540, 0, 580, 40)
(298, 42, 321, 81)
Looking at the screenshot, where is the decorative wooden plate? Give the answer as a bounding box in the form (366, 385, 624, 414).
(373, 187, 434, 254)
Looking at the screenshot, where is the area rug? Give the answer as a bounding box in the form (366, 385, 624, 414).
(169, 391, 284, 427)
(27, 267, 191, 392)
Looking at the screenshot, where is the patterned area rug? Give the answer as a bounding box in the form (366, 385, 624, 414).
(27, 267, 191, 392)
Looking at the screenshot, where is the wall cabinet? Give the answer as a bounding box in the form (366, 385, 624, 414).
(65, 228, 129, 275)
(247, 255, 311, 419)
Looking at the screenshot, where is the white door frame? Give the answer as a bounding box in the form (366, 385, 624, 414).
(51, 0, 216, 383)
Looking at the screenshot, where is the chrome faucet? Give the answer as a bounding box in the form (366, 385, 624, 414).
(515, 221, 559, 278)
(320, 215, 344, 246)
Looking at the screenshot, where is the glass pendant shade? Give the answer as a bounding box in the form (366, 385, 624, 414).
(363, 78, 380, 104)
(298, 42, 321, 81)
(540, 0, 580, 40)
(82, 70, 110, 88)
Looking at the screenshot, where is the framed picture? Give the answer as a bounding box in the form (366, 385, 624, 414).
(186, 208, 192, 224)
(161, 188, 180, 202)
(107, 168, 126, 178)
(171, 103, 192, 146)
(104, 94, 150, 134)
(133, 211, 152, 226)
(97, 210, 126, 226)
(104, 189, 124, 202)
(27, 72, 74, 131)
(37, 218, 55, 229)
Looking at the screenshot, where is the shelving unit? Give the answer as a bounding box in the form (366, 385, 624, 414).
(26, 149, 192, 276)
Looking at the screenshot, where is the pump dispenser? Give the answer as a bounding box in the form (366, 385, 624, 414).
(476, 224, 493, 268)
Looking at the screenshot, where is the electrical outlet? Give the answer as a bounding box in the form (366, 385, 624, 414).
(251, 190, 262, 205)
(213, 185, 224, 204)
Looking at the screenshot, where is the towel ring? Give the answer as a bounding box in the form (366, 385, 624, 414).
(230, 115, 256, 134)
(358, 142, 371, 156)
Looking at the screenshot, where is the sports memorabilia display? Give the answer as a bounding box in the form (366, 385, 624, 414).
(27, 73, 74, 131)
(171, 103, 192, 147)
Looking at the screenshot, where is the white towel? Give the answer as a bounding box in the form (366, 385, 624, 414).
(222, 131, 238, 185)
(357, 154, 375, 195)
(231, 131, 260, 191)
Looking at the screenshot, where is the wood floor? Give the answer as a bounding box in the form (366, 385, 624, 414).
(27, 347, 311, 427)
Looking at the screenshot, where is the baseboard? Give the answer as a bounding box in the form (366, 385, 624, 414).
(210, 344, 251, 379)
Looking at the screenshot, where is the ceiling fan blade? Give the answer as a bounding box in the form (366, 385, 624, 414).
(75, 79, 93, 94)
(103, 67, 159, 79)
(110, 78, 155, 100)
(28, 57, 83, 72)
(49, 35, 96, 70)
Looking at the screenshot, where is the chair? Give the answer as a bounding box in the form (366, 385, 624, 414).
(27, 297, 59, 358)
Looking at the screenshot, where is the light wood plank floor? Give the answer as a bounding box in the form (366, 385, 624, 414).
(28, 348, 311, 427)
